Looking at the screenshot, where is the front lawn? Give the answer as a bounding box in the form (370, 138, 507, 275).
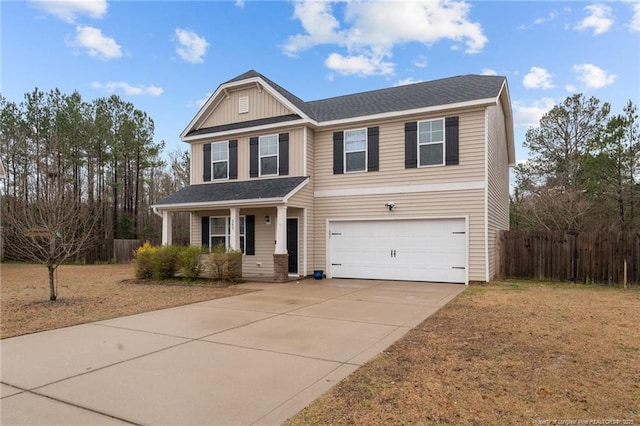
(0, 263, 253, 339)
(287, 282, 640, 424)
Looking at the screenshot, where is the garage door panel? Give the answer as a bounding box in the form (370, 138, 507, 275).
(329, 219, 466, 283)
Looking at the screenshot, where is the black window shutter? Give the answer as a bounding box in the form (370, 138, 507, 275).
(404, 122, 417, 168)
(279, 133, 289, 176)
(245, 215, 255, 255)
(201, 216, 209, 248)
(333, 131, 344, 174)
(228, 140, 238, 180)
(249, 137, 259, 177)
(203, 143, 212, 181)
(445, 116, 459, 165)
(367, 127, 379, 172)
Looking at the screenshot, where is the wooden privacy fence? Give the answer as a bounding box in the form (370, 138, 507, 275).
(496, 231, 640, 285)
(113, 239, 143, 263)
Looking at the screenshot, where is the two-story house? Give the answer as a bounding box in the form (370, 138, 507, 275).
(152, 70, 514, 284)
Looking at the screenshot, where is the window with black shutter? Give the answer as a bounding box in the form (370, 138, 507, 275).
(203, 143, 212, 181)
(278, 133, 289, 176)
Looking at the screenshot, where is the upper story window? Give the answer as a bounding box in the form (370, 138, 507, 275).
(418, 119, 445, 167)
(344, 129, 367, 173)
(259, 134, 278, 176)
(212, 141, 228, 180)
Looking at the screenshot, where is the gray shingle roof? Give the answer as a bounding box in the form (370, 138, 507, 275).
(187, 114, 301, 137)
(153, 176, 309, 207)
(307, 74, 506, 121)
(223, 70, 505, 123)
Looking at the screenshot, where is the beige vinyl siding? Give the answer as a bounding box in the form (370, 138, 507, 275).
(190, 128, 306, 185)
(199, 86, 293, 129)
(486, 103, 510, 280)
(313, 109, 486, 192)
(288, 183, 314, 276)
(306, 127, 314, 177)
(313, 189, 486, 282)
(241, 208, 275, 278)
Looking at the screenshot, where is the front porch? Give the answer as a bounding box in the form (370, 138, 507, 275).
(151, 177, 311, 283)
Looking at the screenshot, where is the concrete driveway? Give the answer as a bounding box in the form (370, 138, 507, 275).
(1, 279, 465, 425)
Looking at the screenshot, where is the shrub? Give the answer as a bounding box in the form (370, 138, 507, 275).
(206, 244, 243, 282)
(181, 246, 205, 280)
(135, 241, 158, 279)
(152, 245, 181, 280)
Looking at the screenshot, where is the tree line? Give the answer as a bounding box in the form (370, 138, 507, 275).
(512, 94, 639, 233)
(0, 89, 190, 280)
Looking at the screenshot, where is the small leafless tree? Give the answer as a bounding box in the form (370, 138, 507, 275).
(2, 192, 98, 301)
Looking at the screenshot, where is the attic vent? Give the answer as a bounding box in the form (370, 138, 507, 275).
(239, 96, 249, 114)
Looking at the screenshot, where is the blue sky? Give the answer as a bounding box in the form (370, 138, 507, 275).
(2, 0, 639, 163)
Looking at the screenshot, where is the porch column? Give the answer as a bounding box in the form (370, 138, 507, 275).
(273, 205, 289, 282)
(274, 205, 288, 254)
(229, 207, 240, 250)
(161, 210, 172, 246)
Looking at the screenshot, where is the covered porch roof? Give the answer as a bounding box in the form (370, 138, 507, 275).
(152, 176, 309, 211)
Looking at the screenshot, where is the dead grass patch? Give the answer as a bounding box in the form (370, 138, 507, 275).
(287, 282, 640, 425)
(1, 263, 253, 339)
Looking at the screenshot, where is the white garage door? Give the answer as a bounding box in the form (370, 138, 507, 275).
(329, 219, 466, 283)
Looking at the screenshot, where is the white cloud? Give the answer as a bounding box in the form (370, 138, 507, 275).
(629, 1, 640, 32)
(325, 52, 395, 76)
(518, 10, 558, 30)
(30, 0, 107, 23)
(481, 68, 498, 76)
(175, 28, 209, 64)
(394, 77, 423, 86)
(565, 84, 577, 92)
(513, 98, 556, 128)
(575, 4, 613, 35)
(534, 10, 558, 25)
(523, 67, 554, 89)
(572, 63, 617, 88)
(413, 55, 428, 68)
(92, 81, 164, 96)
(235, 0, 245, 8)
(284, 0, 487, 76)
(67, 25, 121, 60)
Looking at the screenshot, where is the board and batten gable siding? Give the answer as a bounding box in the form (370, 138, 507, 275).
(198, 86, 293, 129)
(190, 128, 306, 185)
(313, 189, 485, 282)
(486, 102, 510, 280)
(313, 109, 486, 192)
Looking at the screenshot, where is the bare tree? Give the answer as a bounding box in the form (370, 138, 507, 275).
(2, 191, 98, 301)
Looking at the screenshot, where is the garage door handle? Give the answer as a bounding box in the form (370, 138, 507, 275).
(331, 263, 342, 266)
(390, 250, 396, 258)
(452, 266, 465, 269)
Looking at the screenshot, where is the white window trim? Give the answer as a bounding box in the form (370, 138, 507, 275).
(259, 134, 279, 177)
(211, 141, 229, 180)
(417, 118, 446, 168)
(343, 128, 368, 174)
(209, 215, 246, 253)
